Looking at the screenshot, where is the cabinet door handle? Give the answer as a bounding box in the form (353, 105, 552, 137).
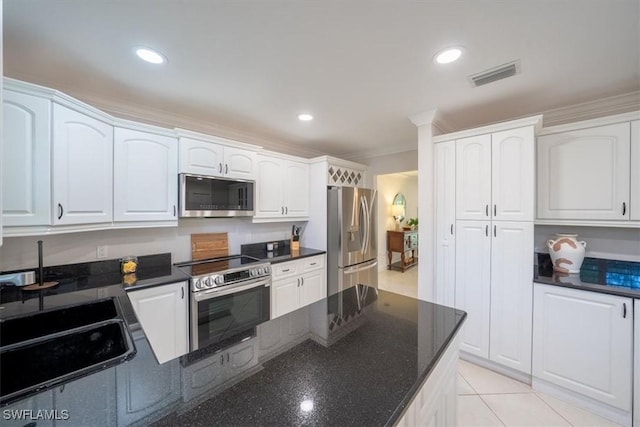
(282, 268, 290, 273)
(494, 225, 496, 237)
(58, 203, 64, 220)
(485, 225, 488, 237)
(285, 206, 288, 215)
(485, 204, 489, 217)
(220, 354, 224, 364)
(281, 207, 285, 215)
(225, 164, 228, 174)
(450, 224, 454, 235)
(226, 353, 230, 363)
(310, 262, 317, 266)
(296, 277, 300, 287)
(181, 287, 184, 299)
(219, 163, 223, 174)
(301, 277, 304, 286)
(622, 202, 627, 216)
(623, 303, 627, 318)
(173, 205, 177, 217)
(494, 204, 497, 217)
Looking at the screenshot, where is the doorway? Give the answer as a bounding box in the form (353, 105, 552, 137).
(375, 171, 418, 298)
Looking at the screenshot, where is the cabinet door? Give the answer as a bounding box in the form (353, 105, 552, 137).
(226, 338, 258, 378)
(631, 121, 640, 221)
(283, 159, 309, 217)
(435, 142, 456, 307)
(114, 128, 178, 222)
(178, 137, 224, 176)
(532, 284, 633, 411)
(223, 146, 256, 180)
(537, 122, 631, 220)
(300, 269, 325, 308)
(455, 220, 491, 358)
(127, 282, 189, 364)
(255, 155, 284, 218)
(456, 134, 491, 220)
(489, 221, 533, 374)
(116, 332, 181, 426)
(54, 368, 116, 427)
(2, 90, 51, 226)
(492, 127, 534, 221)
(271, 277, 300, 319)
(52, 104, 113, 225)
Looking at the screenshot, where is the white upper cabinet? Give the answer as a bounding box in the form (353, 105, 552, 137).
(113, 127, 178, 222)
(52, 103, 113, 225)
(255, 153, 309, 220)
(456, 126, 534, 221)
(492, 127, 535, 221)
(283, 159, 309, 217)
(179, 137, 256, 180)
(456, 134, 492, 220)
(435, 141, 456, 307)
(2, 90, 52, 226)
(537, 122, 631, 220)
(631, 121, 640, 221)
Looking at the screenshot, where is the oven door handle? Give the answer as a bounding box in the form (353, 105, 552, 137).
(194, 280, 271, 301)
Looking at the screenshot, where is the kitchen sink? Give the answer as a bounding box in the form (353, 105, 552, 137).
(0, 298, 136, 406)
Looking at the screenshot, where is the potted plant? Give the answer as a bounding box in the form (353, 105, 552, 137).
(405, 218, 418, 230)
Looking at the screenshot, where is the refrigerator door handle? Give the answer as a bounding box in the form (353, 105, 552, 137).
(360, 196, 369, 254)
(350, 188, 360, 231)
(344, 260, 378, 275)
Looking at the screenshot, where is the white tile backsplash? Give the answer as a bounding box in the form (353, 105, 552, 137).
(0, 219, 304, 271)
(535, 225, 640, 262)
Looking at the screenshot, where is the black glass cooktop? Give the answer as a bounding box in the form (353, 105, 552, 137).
(174, 255, 262, 277)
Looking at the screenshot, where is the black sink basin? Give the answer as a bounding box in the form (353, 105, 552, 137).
(0, 298, 120, 347)
(0, 298, 136, 406)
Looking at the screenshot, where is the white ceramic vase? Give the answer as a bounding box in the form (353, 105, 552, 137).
(546, 233, 587, 274)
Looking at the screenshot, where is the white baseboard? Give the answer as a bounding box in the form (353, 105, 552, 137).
(459, 352, 532, 385)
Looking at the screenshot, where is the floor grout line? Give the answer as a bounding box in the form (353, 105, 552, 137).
(530, 392, 576, 427)
(477, 394, 507, 427)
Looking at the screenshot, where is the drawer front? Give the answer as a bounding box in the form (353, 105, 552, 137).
(271, 260, 300, 279)
(302, 255, 325, 272)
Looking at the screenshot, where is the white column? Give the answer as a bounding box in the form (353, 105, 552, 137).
(409, 109, 439, 302)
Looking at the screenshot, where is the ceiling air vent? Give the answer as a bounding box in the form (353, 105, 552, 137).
(469, 60, 520, 87)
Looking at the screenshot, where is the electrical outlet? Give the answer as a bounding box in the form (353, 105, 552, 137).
(96, 245, 108, 259)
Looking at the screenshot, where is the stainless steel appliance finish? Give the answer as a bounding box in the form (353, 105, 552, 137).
(175, 255, 271, 351)
(327, 186, 378, 296)
(179, 173, 255, 217)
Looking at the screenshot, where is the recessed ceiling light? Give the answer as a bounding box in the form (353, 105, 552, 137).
(135, 47, 166, 64)
(434, 47, 463, 64)
(298, 113, 313, 121)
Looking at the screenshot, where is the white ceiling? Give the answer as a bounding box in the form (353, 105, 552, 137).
(4, 1, 639, 158)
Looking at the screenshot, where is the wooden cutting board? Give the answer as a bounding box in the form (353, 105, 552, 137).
(191, 233, 229, 261)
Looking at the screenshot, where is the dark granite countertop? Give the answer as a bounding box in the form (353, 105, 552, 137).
(0, 253, 188, 324)
(534, 253, 640, 299)
(242, 241, 326, 264)
(153, 286, 467, 427)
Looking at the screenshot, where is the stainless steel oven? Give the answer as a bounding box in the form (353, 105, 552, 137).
(176, 255, 271, 351)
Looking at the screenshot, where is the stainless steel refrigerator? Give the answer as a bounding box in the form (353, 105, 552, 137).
(327, 186, 378, 296)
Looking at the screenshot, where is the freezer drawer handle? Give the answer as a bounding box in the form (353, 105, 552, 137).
(344, 260, 378, 275)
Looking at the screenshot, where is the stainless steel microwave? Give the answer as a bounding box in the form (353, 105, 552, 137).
(179, 173, 255, 217)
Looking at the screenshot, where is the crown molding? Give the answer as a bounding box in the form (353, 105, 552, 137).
(538, 110, 640, 136)
(542, 91, 640, 127)
(432, 114, 543, 143)
(340, 142, 418, 162)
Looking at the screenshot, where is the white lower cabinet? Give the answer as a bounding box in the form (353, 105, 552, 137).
(126, 282, 189, 364)
(532, 284, 633, 412)
(181, 338, 258, 402)
(271, 255, 326, 319)
(54, 368, 116, 427)
(257, 307, 310, 361)
(489, 222, 533, 374)
(396, 335, 459, 427)
(455, 220, 491, 358)
(455, 220, 533, 374)
(116, 330, 181, 426)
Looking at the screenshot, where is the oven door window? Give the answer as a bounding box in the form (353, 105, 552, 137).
(196, 285, 269, 349)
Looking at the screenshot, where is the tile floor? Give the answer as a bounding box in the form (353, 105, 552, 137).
(377, 268, 622, 427)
